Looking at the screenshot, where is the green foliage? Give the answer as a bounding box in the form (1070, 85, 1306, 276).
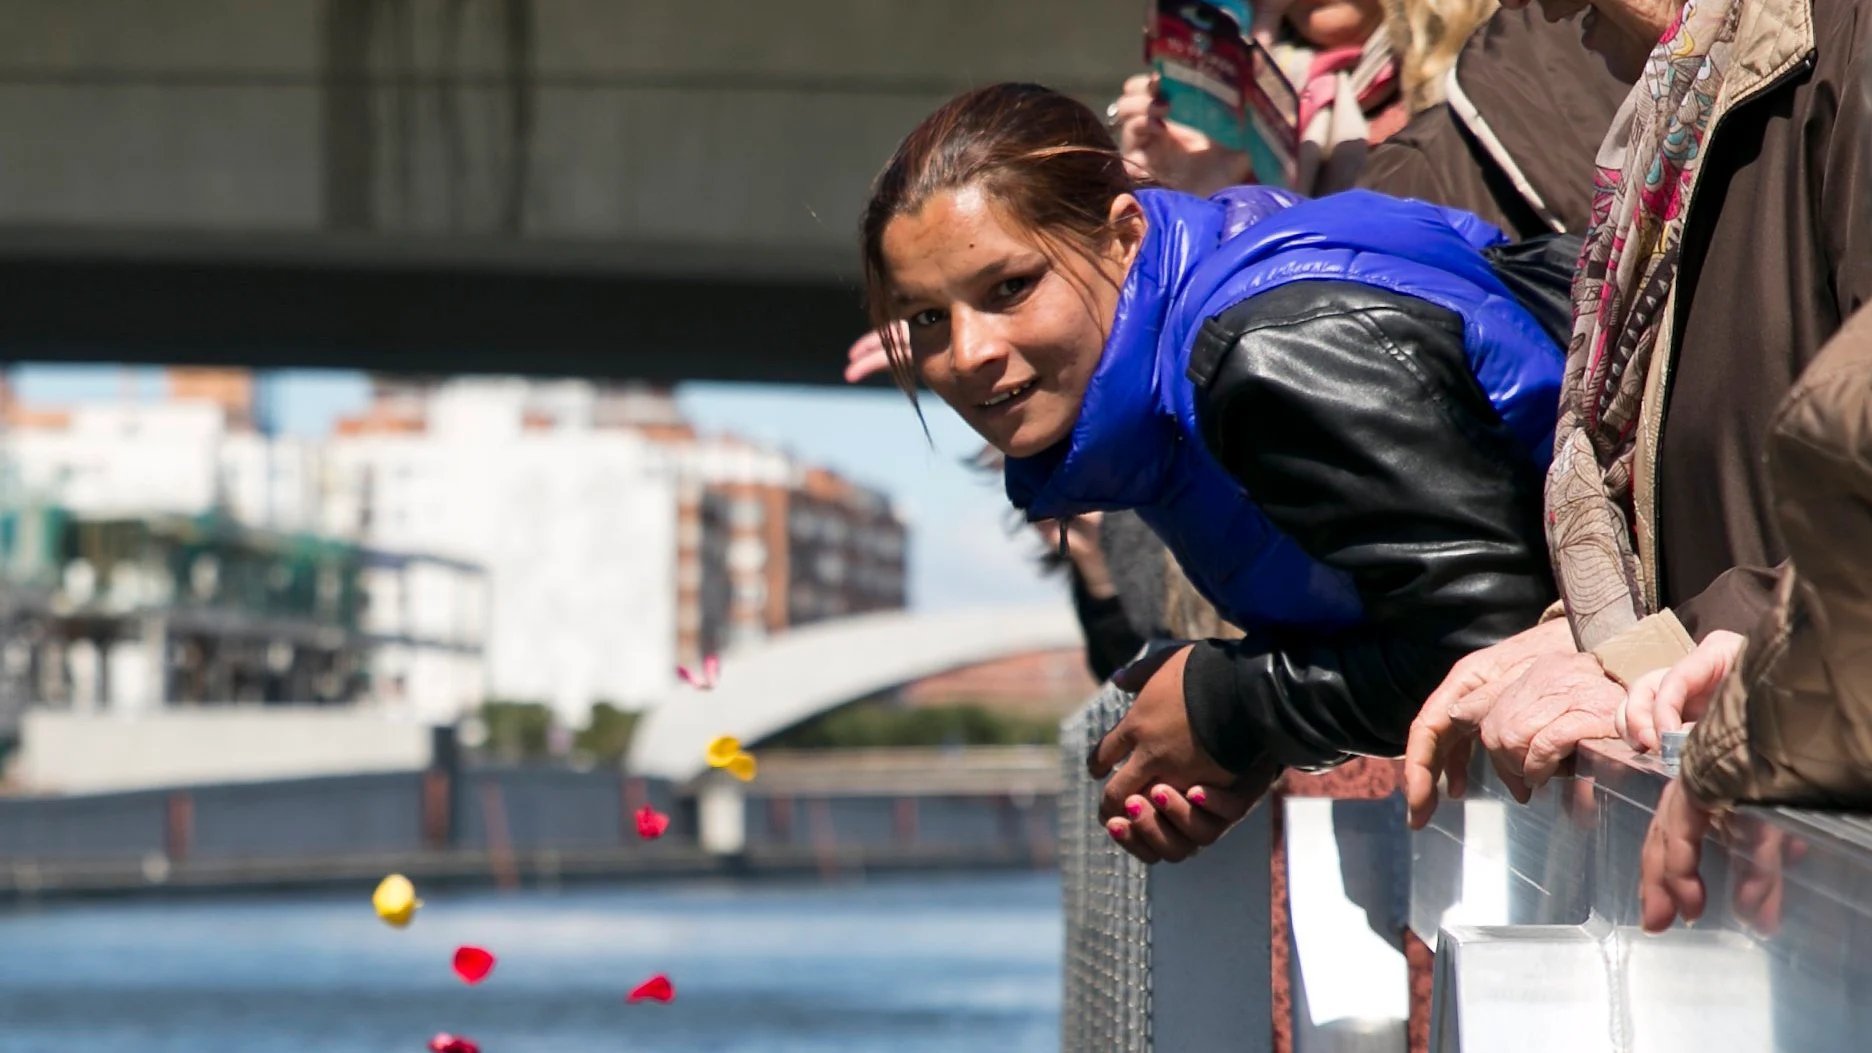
(765, 701, 1058, 750)
(479, 700, 554, 762)
(575, 702, 640, 766)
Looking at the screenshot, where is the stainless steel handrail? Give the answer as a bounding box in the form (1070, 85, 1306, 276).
(1415, 740, 1872, 1052)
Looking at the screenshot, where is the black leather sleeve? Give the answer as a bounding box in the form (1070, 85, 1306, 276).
(1181, 280, 1555, 772)
(1071, 571, 1147, 682)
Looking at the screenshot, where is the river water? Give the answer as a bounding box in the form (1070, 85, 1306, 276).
(0, 870, 1060, 1052)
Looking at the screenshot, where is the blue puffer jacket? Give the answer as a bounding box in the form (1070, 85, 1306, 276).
(1004, 187, 1564, 633)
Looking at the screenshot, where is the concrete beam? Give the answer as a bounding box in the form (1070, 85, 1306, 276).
(0, 0, 1142, 376)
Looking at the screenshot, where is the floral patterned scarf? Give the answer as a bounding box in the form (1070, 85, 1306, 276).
(1545, 0, 1744, 648)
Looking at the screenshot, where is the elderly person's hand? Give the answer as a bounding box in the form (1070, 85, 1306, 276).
(1089, 645, 1258, 863)
(1404, 618, 1578, 827)
(1476, 652, 1624, 801)
(1112, 74, 1253, 197)
(1618, 631, 1747, 752)
(1641, 780, 1811, 934)
(1639, 778, 1717, 932)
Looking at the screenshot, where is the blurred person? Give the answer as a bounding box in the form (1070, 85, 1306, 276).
(1112, 1, 1629, 236)
(1634, 305, 1872, 932)
(1357, 7, 1628, 238)
(1116, 0, 1425, 197)
(1404, 0, 1872, 827)
(861, 83, 1572, 863)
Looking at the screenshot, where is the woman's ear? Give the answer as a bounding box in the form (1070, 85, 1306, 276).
(1107, 193, 1147, 268)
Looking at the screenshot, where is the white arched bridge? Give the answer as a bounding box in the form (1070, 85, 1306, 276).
(627, 605, 1085, 781)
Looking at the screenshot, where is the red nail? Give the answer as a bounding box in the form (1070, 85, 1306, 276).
(1190, 788, 1208, 807)
(1150, 789, 1169, 808)
(1107, 821, 1128, 841)
(1125, 800, 1143, 818)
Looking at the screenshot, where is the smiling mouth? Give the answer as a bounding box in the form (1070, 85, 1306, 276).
(977, 379, 1037, 409)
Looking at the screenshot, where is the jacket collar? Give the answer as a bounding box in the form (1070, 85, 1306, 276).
(1002, 190, 1228, 519)
(1726, 0, 1816, 106)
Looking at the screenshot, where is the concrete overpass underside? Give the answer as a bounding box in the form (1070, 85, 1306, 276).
(0, 0, 1139, 381)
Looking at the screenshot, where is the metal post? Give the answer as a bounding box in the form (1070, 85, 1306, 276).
(1149, 801, 1276, 1052)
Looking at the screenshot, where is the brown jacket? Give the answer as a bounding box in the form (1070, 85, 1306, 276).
(1357, 9, 1628, 239)
(1581, 0, 1872, 686)
(1681, 305, 1872, 807)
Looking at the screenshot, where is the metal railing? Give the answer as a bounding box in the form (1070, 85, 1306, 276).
(1060, 686, 1152, 1052)
(1417, 741, 1872, 1052)
(1060, 684, 1275, 1053)
(1060, 676, 1872, 1053)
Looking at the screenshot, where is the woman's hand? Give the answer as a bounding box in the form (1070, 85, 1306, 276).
(1112, 74, 1253, 197)
(1108, 781, 1266, 863)
(842, 323, 908, 384)
(1033, 513, 1116, 597)
(1620, 630, 1747, 753)
(1089, 645, 1253, 862)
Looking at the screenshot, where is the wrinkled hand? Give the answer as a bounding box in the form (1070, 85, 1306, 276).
(1640, 779, 1717, 932)
(1727, 818, 1807, 937)
(1620, 631, 1746, 753)
(1113, 73, 1252, 196)
(1405, 618, 1577, 828)
(1089, 646, 1243, 862)
(843, 324, 907, 384)
(1642, 799, 1808, 935)
(1478, 652, 1623, 802)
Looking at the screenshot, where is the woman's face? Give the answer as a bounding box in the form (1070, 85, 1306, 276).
(881, 186, 1143, 458)
(1283, 0, 1385, 49)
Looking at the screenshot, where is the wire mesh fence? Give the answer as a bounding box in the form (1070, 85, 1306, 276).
(1059, 683, 1152, 1053)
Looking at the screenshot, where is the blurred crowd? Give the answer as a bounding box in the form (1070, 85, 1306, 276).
(852, 0, 1870, 938)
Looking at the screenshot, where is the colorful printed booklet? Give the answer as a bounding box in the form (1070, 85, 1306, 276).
(1145, 0, 1300, 189)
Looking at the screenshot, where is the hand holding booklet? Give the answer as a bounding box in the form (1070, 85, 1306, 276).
(1144, 0, 1301, 189)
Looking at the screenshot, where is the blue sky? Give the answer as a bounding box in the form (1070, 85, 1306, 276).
(10, 366, 1065, 612)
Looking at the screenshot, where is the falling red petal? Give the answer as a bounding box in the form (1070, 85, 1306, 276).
(451, 945, 496, 985)
(428, 1034, 481, 1053)
(627, 973, 676, 1003)
(635, 805, 670, 840)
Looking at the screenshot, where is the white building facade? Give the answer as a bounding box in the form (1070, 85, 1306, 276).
(322, 379, 679, 726)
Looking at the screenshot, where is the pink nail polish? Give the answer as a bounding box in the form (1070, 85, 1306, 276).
(1107, 822, 1128, 841)
(1125, 800, 1143, 818)
(1190, 788, 1209, 807)
(1150, 789, 1169, 808)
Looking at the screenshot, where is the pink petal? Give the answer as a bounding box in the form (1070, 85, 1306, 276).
(635, 805, 670, 840)
(428, 1034, 481, 1053)
(627, 973, 675, 1003)
(451, 945, 496, 985)
(677, 656, 720, 691)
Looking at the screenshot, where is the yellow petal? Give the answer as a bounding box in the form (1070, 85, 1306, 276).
(372, 873, 420, 928)
(705, 736, 742, 768)
(726, 751, 758, 782)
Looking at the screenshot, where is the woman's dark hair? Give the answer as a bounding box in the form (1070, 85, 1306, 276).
(860, 82, 1143, 393)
